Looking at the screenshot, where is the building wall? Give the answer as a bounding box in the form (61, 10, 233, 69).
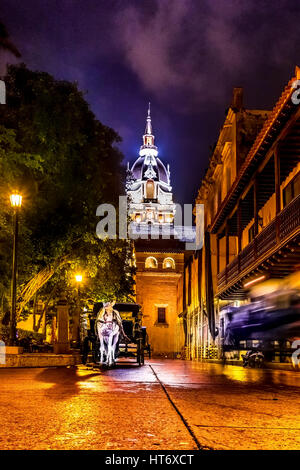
(135, 251, 184, 356)
(184, 245, 222, 360)
(185, 91, 270, 360)
(17, 315, 45, 335)
(17, 299, 46, 336)
(185, 77, 300, 362)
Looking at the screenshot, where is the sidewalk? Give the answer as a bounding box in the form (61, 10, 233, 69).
(0, 352, 81, 368)
(1, 354, 297, 371)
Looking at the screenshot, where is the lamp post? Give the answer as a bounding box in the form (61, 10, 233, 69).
(9, 193, 22, 346)
(72, 274, 83, 347)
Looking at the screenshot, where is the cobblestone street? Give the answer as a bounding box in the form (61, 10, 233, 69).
(0, 360, 299, 450)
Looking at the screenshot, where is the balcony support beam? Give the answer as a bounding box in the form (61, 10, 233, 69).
(216, 234, 220, 275)
(225, 222, 229, 266)
(274, 148, 281, 215)
(274, 148, 281, 243)
(237, 200, 242, 253)
(254, 178, 259, 237)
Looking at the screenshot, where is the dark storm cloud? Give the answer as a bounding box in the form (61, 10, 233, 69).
(1, 0, 300, 203)
(114, 0, 300, 111)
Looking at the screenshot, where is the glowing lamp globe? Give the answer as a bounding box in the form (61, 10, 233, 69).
(75, 274, 83, 283)
(10, 193, 22, 208)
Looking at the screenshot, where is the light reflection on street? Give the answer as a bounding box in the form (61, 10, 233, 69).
(222, 366, 263, 384)
(1, 361, 300, 450)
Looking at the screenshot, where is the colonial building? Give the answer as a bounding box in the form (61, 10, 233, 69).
(126, 105, 186, 356)
(183, 74, 300, 361)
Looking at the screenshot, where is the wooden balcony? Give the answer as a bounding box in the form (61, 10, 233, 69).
(217, 194, 300, 299)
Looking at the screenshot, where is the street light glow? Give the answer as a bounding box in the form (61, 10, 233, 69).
(9, 192, 22, 345)
(10, 193, 22, 208)
(75, 274, 83, 283)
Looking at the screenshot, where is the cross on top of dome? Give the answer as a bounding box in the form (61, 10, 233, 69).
(145, 102, 152, 135)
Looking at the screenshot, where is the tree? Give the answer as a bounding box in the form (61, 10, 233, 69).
(0, 64, 134, 328)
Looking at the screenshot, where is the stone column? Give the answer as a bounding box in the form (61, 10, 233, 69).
(54, 294, 70, 354)
(71, 288, 81, 347)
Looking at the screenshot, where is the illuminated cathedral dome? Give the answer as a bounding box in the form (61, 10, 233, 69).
(131, 156, 169, 184)
(126, 104, 175, 226)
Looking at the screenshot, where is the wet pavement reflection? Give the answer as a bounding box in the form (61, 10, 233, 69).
(0, 359, 299, 450)
(155, 360, 300, 388)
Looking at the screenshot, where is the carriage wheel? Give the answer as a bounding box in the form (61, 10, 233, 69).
(139, 347, 145, 366)
(137, 340, 144, 366)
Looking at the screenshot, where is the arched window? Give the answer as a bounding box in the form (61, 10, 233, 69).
(145, 256, 158, 269)
(146, 179, 155, 199)
(146, 136, 153, 146)
(163, 257, 175, 269)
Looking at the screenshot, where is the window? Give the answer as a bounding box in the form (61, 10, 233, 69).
(163, 257, 175, 269)
(248, 223, 255, 243)
(146, 210, 154, 220)
(283, 172, 300, 207)
(157, 307, 166, 323)
(145, 256, 158, 269)
(146, 136, 153, 146)
(165, 213, 173, 223)
(146, 179, 155, 199)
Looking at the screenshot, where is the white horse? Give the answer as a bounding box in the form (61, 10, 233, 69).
(96, 302, 122, 366)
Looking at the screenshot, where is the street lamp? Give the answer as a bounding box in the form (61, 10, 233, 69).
(72, 273, 83, 347)
(9, 192, 22, 346)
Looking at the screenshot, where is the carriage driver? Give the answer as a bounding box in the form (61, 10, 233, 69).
(95, 301, 130, 342)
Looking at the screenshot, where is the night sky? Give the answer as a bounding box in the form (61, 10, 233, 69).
(2, 0, 300, 204)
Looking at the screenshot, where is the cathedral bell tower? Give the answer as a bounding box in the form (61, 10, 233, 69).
(126, 104, 185, 358)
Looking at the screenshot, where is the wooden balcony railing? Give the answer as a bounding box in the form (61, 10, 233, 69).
(217, 194, 300, 292)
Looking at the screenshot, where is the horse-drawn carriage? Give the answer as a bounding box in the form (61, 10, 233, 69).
(81, 302, 150, 367)
(114, 303, 150, 366)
